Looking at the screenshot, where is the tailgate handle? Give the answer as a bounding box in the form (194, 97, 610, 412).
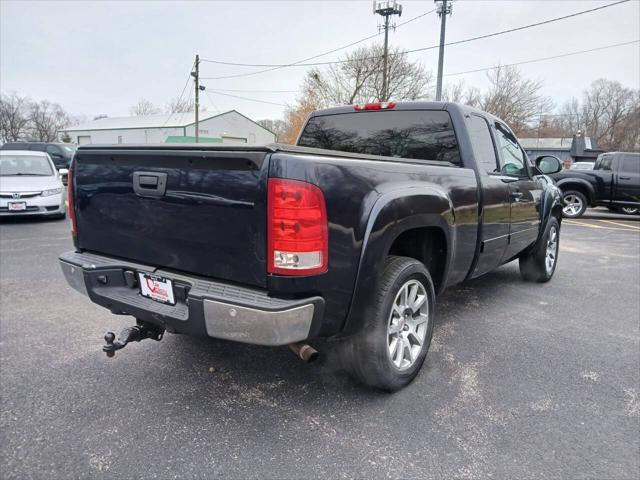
(133, 172, 167, 197)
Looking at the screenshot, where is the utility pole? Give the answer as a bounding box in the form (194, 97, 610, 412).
(435, 0, 452, 101)
(373, 1, 403, 102)
(192, 54, 200, 143)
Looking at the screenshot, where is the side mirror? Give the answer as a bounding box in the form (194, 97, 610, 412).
(535, 155, 562, 175)
(59, 168, 69, 176)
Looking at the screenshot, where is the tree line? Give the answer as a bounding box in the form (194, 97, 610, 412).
(0, 93, 201, 144)
(0, 93, 73, 143)
(272, 43, 639, 152)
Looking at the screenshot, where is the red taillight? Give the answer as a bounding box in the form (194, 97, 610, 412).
(267, 178, 328, 275)
(354, 101, 396, 111)
(67, 168, 77, 237)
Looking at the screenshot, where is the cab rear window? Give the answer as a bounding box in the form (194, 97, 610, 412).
(298, 110, 460, 165)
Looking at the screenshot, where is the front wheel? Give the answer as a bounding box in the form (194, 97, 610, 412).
(339, 256, 435, 391)
(519, 217, 560, 282)
(562, 190, 587, 218)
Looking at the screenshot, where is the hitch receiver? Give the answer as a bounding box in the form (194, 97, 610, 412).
(103, 321, 165, 358)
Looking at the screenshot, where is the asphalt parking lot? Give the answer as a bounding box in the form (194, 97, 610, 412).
(1, 209, 639, 479)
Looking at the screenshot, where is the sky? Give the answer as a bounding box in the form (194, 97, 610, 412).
(1, 0, 639, 123)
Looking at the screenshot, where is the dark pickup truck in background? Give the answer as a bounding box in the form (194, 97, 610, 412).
(551, 151, 640, 218)
(60, 101, 564, 390)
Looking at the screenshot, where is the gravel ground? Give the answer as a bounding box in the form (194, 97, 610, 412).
(1, 209, 639, 479)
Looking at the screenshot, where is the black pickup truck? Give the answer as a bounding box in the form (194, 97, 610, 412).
(552, 151, 640, 218)
(59, 101, 563, 390)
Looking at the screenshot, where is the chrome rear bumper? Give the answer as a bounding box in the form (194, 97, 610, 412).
(59, 251, 323, 346)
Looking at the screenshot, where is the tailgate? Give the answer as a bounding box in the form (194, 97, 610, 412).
(73, 146, 270, 288)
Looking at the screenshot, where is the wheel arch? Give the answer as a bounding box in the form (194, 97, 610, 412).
(340, 187, 454, 336)
(556, 179, 596, 206)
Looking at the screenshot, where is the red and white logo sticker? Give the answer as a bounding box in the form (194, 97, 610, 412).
(138, 273, 175, 304)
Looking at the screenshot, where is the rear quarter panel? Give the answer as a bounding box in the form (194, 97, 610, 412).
(267, 152, 478, 337)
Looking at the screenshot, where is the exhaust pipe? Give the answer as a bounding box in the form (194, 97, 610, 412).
(288, 342, 319, 363)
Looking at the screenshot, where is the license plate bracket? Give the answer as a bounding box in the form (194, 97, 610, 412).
(8, 202, 27, 211)
(138, 273, 175, 305)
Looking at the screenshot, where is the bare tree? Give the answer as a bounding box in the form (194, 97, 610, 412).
(165, 96, 195, 113)
(480, 65, 553, 134)
(303, 44, 432, 107)
(0, 92, 31, 142)
(441, 80, 481, 107)
(257, 119, 287, 141)
(129, 98, 159, 116)
(29, 100, 71, 142)
(556, 79, 639, 151)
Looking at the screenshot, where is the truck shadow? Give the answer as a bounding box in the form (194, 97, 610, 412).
(165, 263, 523, 398)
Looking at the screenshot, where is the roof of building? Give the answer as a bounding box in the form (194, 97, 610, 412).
(519, 138, 574, 150)
(62, 110, 248, 132)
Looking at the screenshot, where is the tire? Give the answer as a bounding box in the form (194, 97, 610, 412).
(519, 217, 560, 283)
(561, 190, 587, 218)
(339, 256, 435, 391)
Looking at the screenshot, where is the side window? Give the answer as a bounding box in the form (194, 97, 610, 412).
(467, 115, 498, 174)
(595, 156, 612, 171)
(621, 156, 640, 174)
(494, 123, 527, 176)
(46, 145, 61, 156)
(30, 144, 45, 151)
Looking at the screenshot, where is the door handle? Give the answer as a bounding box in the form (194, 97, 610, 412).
(510, 191, 524, 201)
(619, 176, 631, 180)
(133, 171, 167, 197)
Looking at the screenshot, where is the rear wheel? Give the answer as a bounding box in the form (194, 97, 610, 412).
(519, 217, 560, 283)
(562, 191, 587, 218)
(339, 256, 435, 391)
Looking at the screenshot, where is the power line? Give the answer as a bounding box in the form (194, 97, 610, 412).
(212, 88, 298, 93)
(199, 8, 436, 69)
(162, 59, 195, 127)
(209, 39, 637, 104)
(411, 0, 630, 55)
(200, 0, 630, 80)
(443, 39, 639, 77)
(207, 90, 289, 107)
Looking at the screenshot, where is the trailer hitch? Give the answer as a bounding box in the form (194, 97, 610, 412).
(102, 321, 165, 358)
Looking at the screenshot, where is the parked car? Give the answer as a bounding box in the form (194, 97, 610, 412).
(550, 152, 640, 217)
(59, 101, 563, 391)
(1, 142, 76, 170)
(570, 161, 594, 171)
(0, 150, 66, 219)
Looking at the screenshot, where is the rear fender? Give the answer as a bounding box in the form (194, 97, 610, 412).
(340, 187, 454, 336)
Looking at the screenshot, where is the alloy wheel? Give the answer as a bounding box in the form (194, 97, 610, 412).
(387, 279, 429, 371)
(562, 194, 583, 217)
(545, 225, 558, 274)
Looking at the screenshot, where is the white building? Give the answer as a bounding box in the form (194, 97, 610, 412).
(59, 110, 276, 146)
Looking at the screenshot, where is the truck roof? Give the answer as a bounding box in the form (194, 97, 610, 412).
(308, 100, 503, 125)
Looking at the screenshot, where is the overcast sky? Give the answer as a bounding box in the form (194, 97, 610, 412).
(1, 0, 638, 122)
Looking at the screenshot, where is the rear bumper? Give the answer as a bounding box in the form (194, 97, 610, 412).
(59, 251, 324, 346)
